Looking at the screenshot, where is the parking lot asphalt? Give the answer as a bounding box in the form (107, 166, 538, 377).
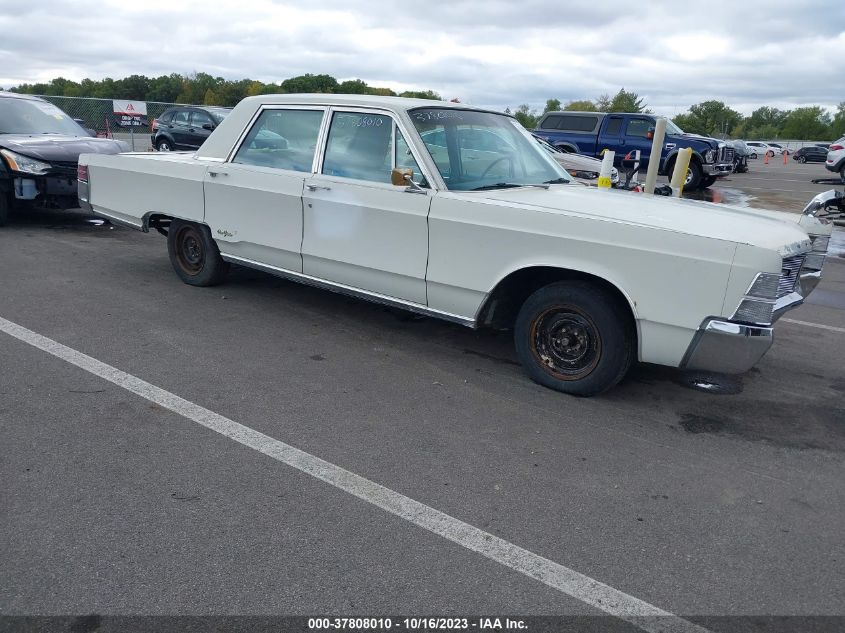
(1, 170, 844, 631)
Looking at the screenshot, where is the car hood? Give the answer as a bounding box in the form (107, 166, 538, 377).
(0, 134, 128, 162)
(464, 185, 811, 255)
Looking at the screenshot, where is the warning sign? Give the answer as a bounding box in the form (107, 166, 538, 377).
(112, 100, 148, 116)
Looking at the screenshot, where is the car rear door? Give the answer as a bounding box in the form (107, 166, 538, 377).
(187, 110, 215, 149)
(203, 106, 327, 272)
(169, 110, 191, 148)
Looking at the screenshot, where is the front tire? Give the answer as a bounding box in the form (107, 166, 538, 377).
(167, 219, 228, 286)
(798, 156, 806, 163)
(156, 138, 173, 151)
(700, 175, 718, 188)
(514, 281, 634, 396)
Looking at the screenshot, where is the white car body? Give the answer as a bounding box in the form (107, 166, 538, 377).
(744, 141, 782, 157)
(825, 136, 845, 179)
(78, 95, 835, 393)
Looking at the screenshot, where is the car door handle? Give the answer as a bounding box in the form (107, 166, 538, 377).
(208, 170, 228, 177)
(306, 184, 331, 191)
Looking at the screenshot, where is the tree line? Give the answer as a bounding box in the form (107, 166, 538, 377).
(510, 89, 845, 141)
(7, 74, 844, 141)
(7, 72, 442, 106)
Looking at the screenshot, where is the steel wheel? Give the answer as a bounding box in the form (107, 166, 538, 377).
(529, 306, 601, 380)
(174, 224, 204, 275)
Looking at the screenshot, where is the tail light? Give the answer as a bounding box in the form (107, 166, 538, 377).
(151, 118, 159, 132)
(829, 144, 843, 151)
(77, 164, 88, 182)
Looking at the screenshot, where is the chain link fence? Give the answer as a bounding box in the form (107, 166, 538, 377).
(35, 95, 201, 150)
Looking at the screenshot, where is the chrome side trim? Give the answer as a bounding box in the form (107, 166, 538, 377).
(220, 253, 477, 328)
(88, 208, 144, 231)
(681, 318, 774, 374)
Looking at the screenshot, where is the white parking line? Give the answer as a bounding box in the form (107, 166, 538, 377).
(0, 315, 710, 633)
(782, 318, 845, 333)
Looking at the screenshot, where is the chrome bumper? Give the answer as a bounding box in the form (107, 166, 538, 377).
(77, 179, 93, 213)
(704, 162, 733, 177)
(681, 319, 773, 374)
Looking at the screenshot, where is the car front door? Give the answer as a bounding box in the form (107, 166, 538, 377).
(301, 109, 431, 304)
(203, 106, 327, 272)
(619, 117, 656, 169)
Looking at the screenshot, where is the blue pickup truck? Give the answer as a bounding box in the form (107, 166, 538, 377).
(533, 111, 734, 190)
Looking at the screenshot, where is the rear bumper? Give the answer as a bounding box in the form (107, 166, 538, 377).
(681, 319, 773, 374)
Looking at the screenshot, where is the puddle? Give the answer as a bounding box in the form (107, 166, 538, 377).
(674, 371, 743, 395)
(682, 185, 752, 207)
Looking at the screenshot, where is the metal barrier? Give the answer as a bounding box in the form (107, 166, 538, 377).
(34, 95, 201, 150)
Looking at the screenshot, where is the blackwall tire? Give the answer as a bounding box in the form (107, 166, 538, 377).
(514, 281, 634, 396)
(167, 219, 229, 286)
(0, 193, 8, 227)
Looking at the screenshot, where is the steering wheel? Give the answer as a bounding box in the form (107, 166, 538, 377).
(480, 155, 515, 179)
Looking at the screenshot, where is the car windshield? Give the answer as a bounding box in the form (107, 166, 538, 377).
(409, 108, 568, 191)
(664, 119, 685, 135)
(0, 97, 87, 135)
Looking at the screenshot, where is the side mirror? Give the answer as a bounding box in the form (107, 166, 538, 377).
(646, 127, 655, 140)
(391, 167, 414, 186)
(202, 123, 215, 131)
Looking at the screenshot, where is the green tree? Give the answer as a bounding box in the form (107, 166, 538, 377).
(745, 107, 787, 138)
(281, 73, 338, 93)
(337, 79, 370, 94)
(563, 99, 597, 111)
(595, 93, 611, 112)
(606, 88, 649, 113)
(672, 100, 742, 137)
(780, 106, 832, 140)
(513, 104, 538, 129)
(543, 98, 561, 113)
(828, 102, 845, 139)
(398, 89, 442, 100)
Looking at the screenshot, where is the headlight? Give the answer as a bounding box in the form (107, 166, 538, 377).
(0, 149, 52, 175)
(704, 149, 716, 163)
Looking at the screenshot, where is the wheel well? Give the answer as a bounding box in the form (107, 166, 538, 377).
(145, 213, 174, 236)
(662, 152, 701, 176)
(477, 266, 637, 335)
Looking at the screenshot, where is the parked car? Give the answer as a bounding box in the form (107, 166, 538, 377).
(79, 94, 833, 396)
(792, 146, 829, 163)
(534, 111, 733, 190)
(730, 140, 750, 173)
(532, 134, 619, 185)
(767, 142, 788, 155)
(744, 141, 780, 158)
(0, 92, 127, 226)
(151, 106, 232, 151)
(825, 137, 845, 180)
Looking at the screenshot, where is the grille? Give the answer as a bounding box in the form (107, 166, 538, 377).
(719, 146, 735, 162)
(778, 255, 804, 297)
(734, 299, 774, 325)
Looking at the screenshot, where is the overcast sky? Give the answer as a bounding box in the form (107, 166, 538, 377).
(0, 0, 842, 116)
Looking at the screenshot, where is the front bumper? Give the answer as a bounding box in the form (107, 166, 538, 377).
(681, 319, 773, 374)
(703, 162, 733, 177)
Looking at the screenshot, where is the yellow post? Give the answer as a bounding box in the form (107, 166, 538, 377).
(670, 147, 693, 197)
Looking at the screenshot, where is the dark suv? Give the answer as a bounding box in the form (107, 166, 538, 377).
(151, 106, 231, 151)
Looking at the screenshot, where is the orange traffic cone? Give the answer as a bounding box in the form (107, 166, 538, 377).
(783, 151, 788, 165)
(764, 152, 769, 165)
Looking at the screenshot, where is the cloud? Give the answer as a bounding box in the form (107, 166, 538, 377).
(0, 0, 842, 115)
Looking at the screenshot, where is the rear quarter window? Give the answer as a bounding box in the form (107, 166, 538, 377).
(542, 114, 600, 133)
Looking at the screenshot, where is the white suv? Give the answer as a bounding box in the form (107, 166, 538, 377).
(825, 137, 845, 181)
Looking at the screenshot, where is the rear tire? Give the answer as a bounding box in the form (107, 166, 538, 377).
(167, 219, 228, 286)
(514, 281, 634, 396)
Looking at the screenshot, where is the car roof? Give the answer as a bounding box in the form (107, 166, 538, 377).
(235, 93, 507, 117)
(0, 91, 46, 102)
